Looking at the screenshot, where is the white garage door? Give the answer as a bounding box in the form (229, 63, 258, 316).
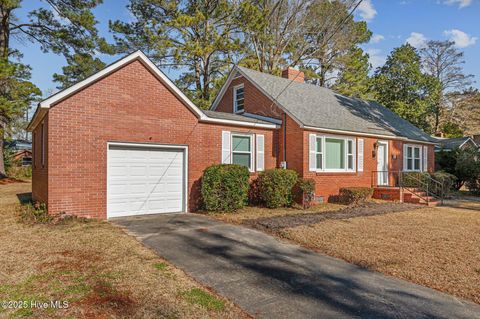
(107, 144, 186, 218)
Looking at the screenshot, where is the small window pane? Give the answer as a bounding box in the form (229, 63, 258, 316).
(232, 136, 250, 152)
(407, 147, 412, 158)
(348, 155, 354, 170)
(235, 86, 244, 112)
(325, 138, 345, 169)
(316, 154, 322, 169)
(232, 153, 250, 168)
(316, 138, 322, 152)
(348, 140, 353, 154)
(414, 147, 420, 159)
(407, 158, 413, 170)
(414, 159, 420, 170)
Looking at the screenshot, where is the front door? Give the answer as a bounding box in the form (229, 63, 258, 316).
(377, 142, 388, 186)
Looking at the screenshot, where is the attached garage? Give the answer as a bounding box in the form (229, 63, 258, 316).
(107, 143, 188, 218)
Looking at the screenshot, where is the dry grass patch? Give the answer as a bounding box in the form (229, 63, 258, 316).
(209, 202, 344, 224)
(0, 182, 248, 319)
(283, 206, 480, 304)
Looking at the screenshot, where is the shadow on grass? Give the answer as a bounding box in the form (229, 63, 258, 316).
(16, 192, 32, 205)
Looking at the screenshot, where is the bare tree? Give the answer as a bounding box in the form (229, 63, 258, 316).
(420, 40, 475, 133)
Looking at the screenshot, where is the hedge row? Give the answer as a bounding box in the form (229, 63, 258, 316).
(200, 165, 377, 212)
(201, 166, 310, 212)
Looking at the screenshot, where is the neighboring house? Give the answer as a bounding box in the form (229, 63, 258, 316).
(435, 136, 478, 152)
(13, 149, 33, 166)
(5, 140, 32, 166)
(472, 134, 480, 146)
(28, 51, 436, 219)
(6, 140, 32, 151)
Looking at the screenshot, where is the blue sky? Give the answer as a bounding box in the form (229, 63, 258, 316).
(11, 0, 480, 96)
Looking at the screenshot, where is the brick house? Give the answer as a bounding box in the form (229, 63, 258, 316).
(28, 51, 437, 219)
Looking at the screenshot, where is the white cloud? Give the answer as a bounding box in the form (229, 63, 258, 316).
(365, 48, 386, 70)
(444, 29, 478, 48)
(370, 34, 385, 43)
(443, 0, 473, 8)
(406, 32, 428, 48)
(357, 0, 377, 22)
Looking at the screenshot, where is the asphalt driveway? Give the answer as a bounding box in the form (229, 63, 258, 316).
(112, 213, 480, 319)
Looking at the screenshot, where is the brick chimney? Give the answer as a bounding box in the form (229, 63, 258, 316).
(281, 67, 304, 83)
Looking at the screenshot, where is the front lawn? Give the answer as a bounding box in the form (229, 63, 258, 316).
(211, 201, 480, 305)
(0, 182, 247, 319)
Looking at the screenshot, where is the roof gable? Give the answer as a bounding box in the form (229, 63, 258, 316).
(28, 51, 278, 131)
(213, 66, 437, 143)
(28, 51, 206, 131)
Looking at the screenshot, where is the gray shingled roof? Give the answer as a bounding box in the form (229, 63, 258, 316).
(437, 137, 474, 150)
(236, 66, 437, 143)
(202, 110, 273, 125)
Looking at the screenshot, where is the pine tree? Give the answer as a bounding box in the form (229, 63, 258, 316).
(53, 53, 106, 89)
(333, 47, 371, 99)
(110, 0, 241, 109)
(372, 44, 440, 133)
(0, 0, 107, 176)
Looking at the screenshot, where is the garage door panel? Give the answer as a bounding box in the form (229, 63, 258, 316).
(107, 144, 185, 218)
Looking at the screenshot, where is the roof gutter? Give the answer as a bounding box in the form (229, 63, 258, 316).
(199, 117, 279, 129)
(302, 125, 438, 145)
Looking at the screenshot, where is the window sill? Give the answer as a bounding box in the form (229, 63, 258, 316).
(314, 171, 357, 176)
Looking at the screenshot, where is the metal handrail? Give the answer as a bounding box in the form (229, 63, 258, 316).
(371, 170, 445, 205)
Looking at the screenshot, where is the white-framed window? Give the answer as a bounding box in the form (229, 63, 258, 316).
(404, 144, 422, 171)
(231, 133, 253, 171)
(313, 135, 356, 172)
(41, 122, 45, 167)
(233, 84, 244, 113)
(32, 132, 36, 168)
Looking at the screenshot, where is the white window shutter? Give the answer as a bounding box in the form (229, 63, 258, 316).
(221, 131, 231, 164)
(256, 134, 265, 171)
(309, 134, 316, 171)
(403, 144, 408, 171)
(423, 146, 428, 172)
(357, 139, 364, 172)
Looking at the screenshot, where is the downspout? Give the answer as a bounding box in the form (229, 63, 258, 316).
(283, 112, 287, 168)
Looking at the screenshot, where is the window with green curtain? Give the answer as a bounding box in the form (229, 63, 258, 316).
(325, 138, 345, 169)
(232, 135, 251, 169)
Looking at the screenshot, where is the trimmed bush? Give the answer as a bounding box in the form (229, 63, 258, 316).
(403, 171, 457, 198)
(430, 171, 457, 197)
(402, 172, 429, 188)
(201, 164, 250, 212)
(256, 169, 298, 208)
(294, 178, 316, 208)
(339, 187, 373, 205)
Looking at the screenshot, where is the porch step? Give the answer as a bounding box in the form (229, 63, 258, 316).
(404, 193, 440, 206)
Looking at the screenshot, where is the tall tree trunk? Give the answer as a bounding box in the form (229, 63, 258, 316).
(0, 121, 6, 178)
(0, 5, 10, 58)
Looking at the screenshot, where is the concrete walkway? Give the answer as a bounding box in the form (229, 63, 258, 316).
(112, 214, 480, 319)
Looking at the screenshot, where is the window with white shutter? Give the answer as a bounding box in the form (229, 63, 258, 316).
(309, 134, 316, 171)
(256, 134, 265, 171)
(221, 131, 231, 164)
(423, 146, 428, 172)
(357, 139, 364, 172)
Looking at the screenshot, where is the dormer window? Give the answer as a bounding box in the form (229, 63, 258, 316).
(233, 84, 244, 113)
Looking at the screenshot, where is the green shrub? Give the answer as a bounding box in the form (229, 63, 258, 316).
(201, 164, 250, 212)
(7, 165, 32, 179)
(339, 187, 373, 205)
(294, 178, 316, 208)
(402, 172, 429, 187)
(430, 171, 457, 197)
(256, 169, 298, 208)
(19, 202, 53, 224)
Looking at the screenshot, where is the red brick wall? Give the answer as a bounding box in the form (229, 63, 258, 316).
(297, 131, 435, 201)
(32, 115, 48, 204)
(33, 60, 277, 219)
(215, 76, 283, 120)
